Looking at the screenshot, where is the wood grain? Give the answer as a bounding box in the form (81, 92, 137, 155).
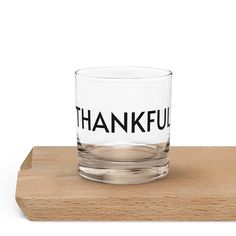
(15, 146, 236, 220)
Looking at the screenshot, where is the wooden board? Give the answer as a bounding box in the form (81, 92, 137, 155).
(16, 146, 236, 221)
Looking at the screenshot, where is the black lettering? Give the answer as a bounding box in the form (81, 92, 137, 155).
(82, 108, 91, 130)
(92, 112, 109, 132)
(167, 107, 170, 127)
(77, 107, 170, 133)
(157, 108, 166, 130)
(147, 110, 156, 132)
(111, 112, 128, 133)
(131, 112, 145, 133)
(76, 106, 80, 127)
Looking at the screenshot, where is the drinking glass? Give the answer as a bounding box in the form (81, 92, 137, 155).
(75, 66, 172, 184)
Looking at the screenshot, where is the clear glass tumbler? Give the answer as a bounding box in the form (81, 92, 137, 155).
(75, 66, 172, 184)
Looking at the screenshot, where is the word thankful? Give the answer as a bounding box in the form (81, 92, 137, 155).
(76, 107, 170, 133)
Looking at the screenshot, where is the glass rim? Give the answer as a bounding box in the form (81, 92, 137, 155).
(75, 66, 172, 80)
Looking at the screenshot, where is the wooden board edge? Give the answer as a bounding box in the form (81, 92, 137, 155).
(15, 147, 36, 220)
(20, 147, 34, 170)
(13, 196, 236, 221)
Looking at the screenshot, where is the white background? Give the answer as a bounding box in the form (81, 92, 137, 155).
(0, 0, 236, 235)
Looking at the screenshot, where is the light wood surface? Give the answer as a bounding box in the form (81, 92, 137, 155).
(16, 146, 236, 220)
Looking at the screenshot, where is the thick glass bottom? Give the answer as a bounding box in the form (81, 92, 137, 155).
(79, 163, 169, 184)
(77, 142, 169, 184)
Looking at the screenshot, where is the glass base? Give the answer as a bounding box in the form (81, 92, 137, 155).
(77, 142, 169, 184)
(79, 163, 169, 184)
